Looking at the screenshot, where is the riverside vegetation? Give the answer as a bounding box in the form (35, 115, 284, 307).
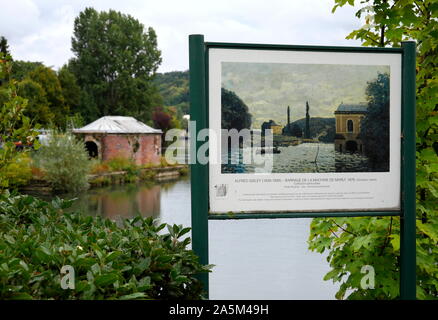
(0, 53, 210, 300)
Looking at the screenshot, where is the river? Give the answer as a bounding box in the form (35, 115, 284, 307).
(67, 177, 339, 299)
(222, 143, 370, 173)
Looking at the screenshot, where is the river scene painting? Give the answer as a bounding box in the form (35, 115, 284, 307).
(221, 62, 391, 174)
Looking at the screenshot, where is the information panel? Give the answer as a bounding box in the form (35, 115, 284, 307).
(208, 48, 402, 213)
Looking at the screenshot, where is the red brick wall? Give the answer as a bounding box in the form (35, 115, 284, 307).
(95, 134, 161, 165)
(138, 134, 161, 165)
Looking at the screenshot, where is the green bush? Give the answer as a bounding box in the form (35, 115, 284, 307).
(32, 132, 90, 193)
(106, 157, 140, 182)
(0, 191, 211, 300)
(2, 153, 32, 187)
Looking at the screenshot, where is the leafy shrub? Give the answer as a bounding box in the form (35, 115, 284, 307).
(106, 157, 139, 182)
(2, 153, 32, 187)
(106, 157, 137, 172)
(90, 160, 110, 175)
(0, 191, 212, 300)
(32, 132, 90, 194)
(0, 53, 40, 190)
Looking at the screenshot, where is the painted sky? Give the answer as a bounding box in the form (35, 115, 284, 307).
(0, 0, 365, 72)
(222, 62, 390, 128)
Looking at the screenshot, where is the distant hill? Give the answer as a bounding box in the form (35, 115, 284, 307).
(154, 70, 189, 117)
(284, 117, 335, 142)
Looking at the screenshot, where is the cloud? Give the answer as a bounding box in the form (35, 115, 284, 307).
(0, 0, 364, 72)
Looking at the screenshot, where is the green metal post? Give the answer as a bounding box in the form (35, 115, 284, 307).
(400, 41, 416, 300)
(189, 34, 209, 298)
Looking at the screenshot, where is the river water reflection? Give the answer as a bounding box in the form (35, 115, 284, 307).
(66, 177, 338, 299)
(222, 143, 370, 173)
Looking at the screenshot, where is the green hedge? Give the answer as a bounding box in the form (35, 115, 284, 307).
(0, 191, 211, 299)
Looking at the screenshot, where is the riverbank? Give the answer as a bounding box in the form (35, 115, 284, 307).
(20, 164, 188, 195)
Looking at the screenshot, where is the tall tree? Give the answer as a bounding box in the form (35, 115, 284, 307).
(69, 7, 162, 123)
(0, 36, 11, 86)
(0, 36, 10, 56)
(221, 88, 252, 131)
(360, 73, 390, 171)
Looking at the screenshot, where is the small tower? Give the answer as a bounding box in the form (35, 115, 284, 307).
(287, 106, 290, 126)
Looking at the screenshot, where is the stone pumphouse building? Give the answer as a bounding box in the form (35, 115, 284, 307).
(334, 103, 367, 153)
(73, 116, 162, 165)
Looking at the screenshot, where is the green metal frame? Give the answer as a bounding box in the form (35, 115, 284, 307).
(189, 34, 416, 300)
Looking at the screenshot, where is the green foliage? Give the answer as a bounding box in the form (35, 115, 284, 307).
(106, 157, 140, 182)
(309, 0, 438, 300)
(32, 132, 90, 194)
(58, 65, 82, 115)
(0, 192, 212, 299)
(360, 73, 390, 171)
(221, 88, 252, 130)
(154, 71, 189, 117)
(0, 54, 40, 190)
(11, 61, 44, 81)
(309, 216, 401, 299)
(69, 7, 162, 124)
(28, 66, 69, 128)
(17, 78, 54, 125)
(1, 153, 32, 188)
(0, 36, 10, 56)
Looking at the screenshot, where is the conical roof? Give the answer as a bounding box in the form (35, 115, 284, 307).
(72, 116, 162, 134)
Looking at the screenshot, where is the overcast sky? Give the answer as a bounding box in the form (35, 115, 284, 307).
(0, 0, 364, 73)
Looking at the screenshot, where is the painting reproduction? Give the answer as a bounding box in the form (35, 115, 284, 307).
(208, 48, 401, 213)
(221, 62, 391, 174)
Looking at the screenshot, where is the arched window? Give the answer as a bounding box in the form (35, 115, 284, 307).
(85, 141, 98, 158)
(347, 120, 354, 132)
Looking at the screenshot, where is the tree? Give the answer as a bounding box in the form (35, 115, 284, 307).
(360, 73, 390, 171)
(309, 0, 438, 300)
(26, 66, 69, 128)
(221, 88, 252, 131)
(17, 79, 54, 125)
(0, 36, 10, 56)
(58, 65, 81, 114)
(11, 60, 44, 81)
(0, 36, 11, 86)
(69, 7, 162, 123)
(152, 107, 171, 139)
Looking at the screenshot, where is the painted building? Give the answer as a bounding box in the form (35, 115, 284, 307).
(261, 120, 282, 135)
(73, 116, 162, 165)
(334, 103, 367, 153)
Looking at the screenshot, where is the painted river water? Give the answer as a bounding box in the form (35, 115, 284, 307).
(65, 177, 339, 299)
(222, 143, 370, 174)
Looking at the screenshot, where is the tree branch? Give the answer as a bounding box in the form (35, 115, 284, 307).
(330, 219, 357, 236)
(379, 216, 393, 256)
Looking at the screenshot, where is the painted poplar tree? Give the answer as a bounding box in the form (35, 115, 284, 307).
(308, 0, 438, 299)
